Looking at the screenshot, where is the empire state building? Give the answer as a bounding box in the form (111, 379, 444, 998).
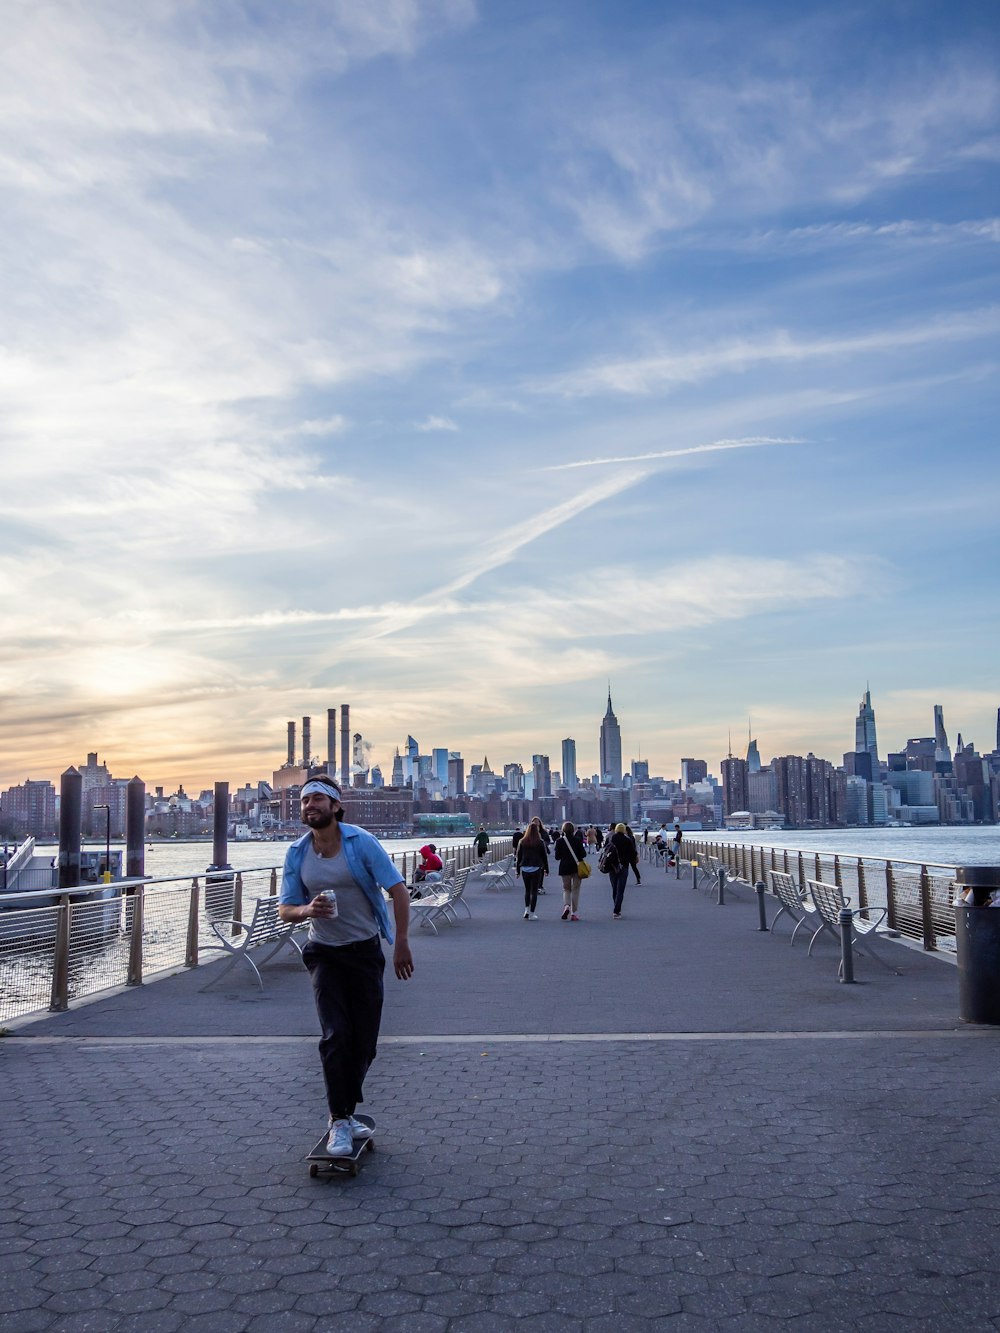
(599, 689, 623, 786)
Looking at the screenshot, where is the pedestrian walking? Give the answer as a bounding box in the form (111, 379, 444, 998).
(600, 822, 639, 918)
(515, 822, 549, 919)
(586, 825, 598, 856)
(554, 821, 587, 921)
(474, 826, 490, 861)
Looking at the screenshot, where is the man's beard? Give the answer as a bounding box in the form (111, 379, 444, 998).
(304, 809, 335, 829)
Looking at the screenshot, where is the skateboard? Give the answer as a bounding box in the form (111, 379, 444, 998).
(306, 1116, 376, 1178)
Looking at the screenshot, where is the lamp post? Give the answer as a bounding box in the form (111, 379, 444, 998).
(94, 804, 112, 883)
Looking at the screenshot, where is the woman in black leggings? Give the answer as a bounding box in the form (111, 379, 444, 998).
(515, 822, 549, 919)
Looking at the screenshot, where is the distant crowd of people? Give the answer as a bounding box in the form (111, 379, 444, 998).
(503, 818, 683, 921)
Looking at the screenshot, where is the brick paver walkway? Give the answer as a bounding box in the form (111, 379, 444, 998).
(3, 861, 998, 1330)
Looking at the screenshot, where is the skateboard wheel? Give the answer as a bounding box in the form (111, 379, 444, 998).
(309, 1164, 318, 1178)
(365, 1140, 375, 1153)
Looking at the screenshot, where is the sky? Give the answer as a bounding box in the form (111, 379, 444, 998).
(1, 0, 998, 792)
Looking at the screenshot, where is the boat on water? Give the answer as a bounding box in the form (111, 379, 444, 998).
(1, 837, 127, 943)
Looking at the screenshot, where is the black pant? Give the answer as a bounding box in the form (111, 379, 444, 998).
(302, 936, 385, 1120)
(522, 869, 543, 911)
(610, 866, 629, 914)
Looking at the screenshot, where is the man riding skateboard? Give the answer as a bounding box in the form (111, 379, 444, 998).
(278, 776, 413, 1156)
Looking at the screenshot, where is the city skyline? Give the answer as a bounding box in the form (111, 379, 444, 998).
(4, 689, 996, 800)
(2, 3, 998, 791)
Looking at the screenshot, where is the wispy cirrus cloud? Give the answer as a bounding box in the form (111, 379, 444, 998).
(416, 415, 459, 431)
(539, 308, 1000, 397)
(542, 436, 806, 471)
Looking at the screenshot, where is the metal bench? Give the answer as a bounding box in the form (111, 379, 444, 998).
(409, 868, 473, 934)
(199, 896, 305, 991)
(479, 853, 515, 892)
(767, 869, 825, 945)
(806, 878, 902, 976)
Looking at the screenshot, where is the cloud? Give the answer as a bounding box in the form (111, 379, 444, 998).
(416, 415, 459, 432)
(539, 308, 1000, 398)
(297, 415, 350, 436)
(542, 436, 806, 471)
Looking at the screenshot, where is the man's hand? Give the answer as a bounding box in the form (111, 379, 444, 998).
(393, 941, 414, 981)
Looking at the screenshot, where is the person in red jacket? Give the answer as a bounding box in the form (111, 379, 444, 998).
(416, 844, 443, 882)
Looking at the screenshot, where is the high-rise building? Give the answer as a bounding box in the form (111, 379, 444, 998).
(405, 735, 419, 784)
(747, 767, 778, 815)
(391, 748, 404, 787)
(432, 748, 450, 790)
(934, 705, 951, 767)
(721, 756, 749, 816)
(562, 739, 578, 792)
(0, 778, 57, 837)
(746, 728, 762, 774)
(630, 759, 649, 783)
(854, 687, 879, 765)
(532, 754, 552, 799)
(448, 752, 465, 797)
(599, 690, 623, 786)
(773, 755, 809, 827)
(681, 758, 708, 788)
(503, 763, 525, 796)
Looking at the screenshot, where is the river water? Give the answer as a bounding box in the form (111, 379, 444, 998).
(707, 826, 1000, 868)
(47, 826, 1000, 882)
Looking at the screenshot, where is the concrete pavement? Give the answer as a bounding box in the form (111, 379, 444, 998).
(3, 859, 999, 1330)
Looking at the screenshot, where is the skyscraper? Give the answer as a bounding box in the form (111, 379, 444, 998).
(599, 689, 623, 786)
(561, 738, 578, 792)
(746, 723, 762, 774)
(405, 735, 419, 784)
(532, 754, 552, 799)
(854, 687, 879, 764)
(934, 705, 952, 766)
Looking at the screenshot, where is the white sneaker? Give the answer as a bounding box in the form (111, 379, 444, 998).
(347, 1116, 373, 1140)
(524, 909, 530, 918)
(326, 1120, 354, 1156)
(528, 912, 538, 920)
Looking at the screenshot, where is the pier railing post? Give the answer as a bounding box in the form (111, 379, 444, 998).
(269, 868, 278, 897)
(756, 880, 769, 931)
(49, 895, 71, 1012)
(717, 866, 726, 906)
(185, 877, 200, 968)
(127, 885, 145, 987)
(839, 906, 856, 984)
(920, 865, 936, 951)
(885, 861, 898, 933)
(232, 872, 243, 938)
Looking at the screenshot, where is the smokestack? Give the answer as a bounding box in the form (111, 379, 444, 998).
(341, 704, 350, 790)
(287, 721, 295, 766)
(302, 716, 311, 770)
(327, 707, 337, 778)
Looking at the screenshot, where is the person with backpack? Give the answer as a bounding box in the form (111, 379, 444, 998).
(600, 823, 638, 919)
(515, 822, 549, 920)
(554, 821, 587, 921)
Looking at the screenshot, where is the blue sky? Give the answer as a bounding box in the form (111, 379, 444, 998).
(1, 0, 998, 790)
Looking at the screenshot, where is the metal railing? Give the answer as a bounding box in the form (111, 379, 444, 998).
(679, 839, 958, 953)
(0, 837, 512, 1025)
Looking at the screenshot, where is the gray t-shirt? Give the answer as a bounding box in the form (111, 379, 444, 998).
(302, 843, 379, 946)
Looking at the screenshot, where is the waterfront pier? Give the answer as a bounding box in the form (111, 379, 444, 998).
(2, 858, 998, 1329)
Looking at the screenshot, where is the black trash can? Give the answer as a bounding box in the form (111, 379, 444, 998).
(955, 866, 1000, 1025)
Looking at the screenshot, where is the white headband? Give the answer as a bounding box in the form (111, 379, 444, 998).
(301, 780, 341, 800)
